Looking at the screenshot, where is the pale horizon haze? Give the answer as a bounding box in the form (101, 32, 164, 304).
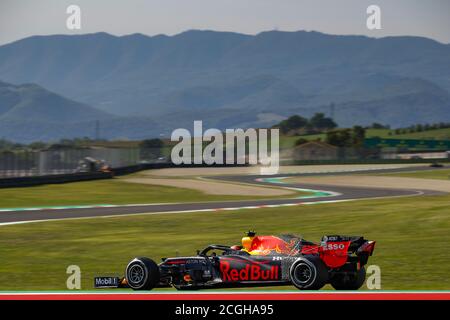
(0, 0, 449, 45)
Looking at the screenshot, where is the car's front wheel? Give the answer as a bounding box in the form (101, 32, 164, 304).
(289, 256, 328, 290)
(125, 257, 160, 290)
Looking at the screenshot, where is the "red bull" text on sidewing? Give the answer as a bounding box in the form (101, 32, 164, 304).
(220, 260, 280, 282)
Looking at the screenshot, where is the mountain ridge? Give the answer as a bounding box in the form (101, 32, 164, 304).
(0, 30, 449, 142)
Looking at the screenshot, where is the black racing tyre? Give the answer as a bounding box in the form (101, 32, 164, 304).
(125, 257, 160, 290)
(330, 267, 366, 290)
(289, 256, 328, 290)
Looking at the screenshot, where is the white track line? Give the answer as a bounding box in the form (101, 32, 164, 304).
(0, 167, 428, 226)
(0, 190, 425, 227)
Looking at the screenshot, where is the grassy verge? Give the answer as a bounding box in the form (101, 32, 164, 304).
(0, 193, 449, 290)
(374, 168, 450, 180)
(388, 128, 450, 140)
(279, 127, 450, 152)
(0, 178, 296, 209)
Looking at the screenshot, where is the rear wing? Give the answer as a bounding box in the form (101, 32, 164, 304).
(319, 235, 376, 268)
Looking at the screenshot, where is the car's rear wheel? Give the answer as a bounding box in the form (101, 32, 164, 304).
(290, 256, 328, 290)
(330, 267, 366, 290)
(125, 257, 160, 290)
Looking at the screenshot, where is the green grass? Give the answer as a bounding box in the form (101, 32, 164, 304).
(389, 128, 450, 140)
(278, 128, 423, 150)
(1, 193, 449, 291)
(280, 128, 450, 150)
(375, 168, 450, 180)
(357, 128, 450, 140)
(279, 129, 396, 147)
(0, 178, 290, 209)
(279, 134, 325, 149)
(364, 127, 450, 140)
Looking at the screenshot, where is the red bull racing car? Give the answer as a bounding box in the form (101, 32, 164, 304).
(95, 232, 375, 291)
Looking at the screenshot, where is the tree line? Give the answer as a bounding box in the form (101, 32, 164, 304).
(1, 120, 450, 152)
(295, 126, 366, 148)
(273, 113, 337, 135)
(389, 122, 450, 135)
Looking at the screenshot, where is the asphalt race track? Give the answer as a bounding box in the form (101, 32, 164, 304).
(0, 167, 446, 225)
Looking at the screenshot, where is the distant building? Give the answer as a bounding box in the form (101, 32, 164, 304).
(293, 141, 338, 161)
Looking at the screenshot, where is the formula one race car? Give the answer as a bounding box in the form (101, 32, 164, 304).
(94, 232, 375, 291)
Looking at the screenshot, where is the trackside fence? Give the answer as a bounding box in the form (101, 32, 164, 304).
(0, 148, 141, 178)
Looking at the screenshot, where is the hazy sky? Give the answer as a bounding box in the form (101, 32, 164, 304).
(1, 0, 449, 45)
